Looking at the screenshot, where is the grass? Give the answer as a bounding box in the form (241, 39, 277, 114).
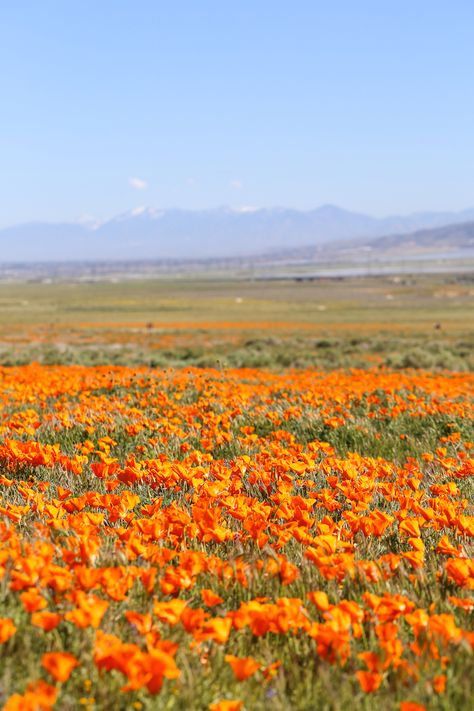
(0, 272, 472, 370)
(0, 272, 472, 325)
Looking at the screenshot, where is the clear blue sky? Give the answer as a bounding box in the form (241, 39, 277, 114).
(1, 0, 473, 227)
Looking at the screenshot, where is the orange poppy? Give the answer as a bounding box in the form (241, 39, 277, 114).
(0, 618, 16, 644)
(201, 588, 224, 607)
(209, 701, 243, 711)
(356, 670, 383, 692)
(225, 655, 261, 680)
(31, 611, 62, 631)
(42, 651, 79, 682)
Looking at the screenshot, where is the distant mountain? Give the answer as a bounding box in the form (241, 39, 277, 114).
(272, 218, 474, 263)
(363, 219, 474, 252)
(1, 205, 474, 262)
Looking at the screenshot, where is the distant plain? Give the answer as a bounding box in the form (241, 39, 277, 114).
(0, 272, 472, 370)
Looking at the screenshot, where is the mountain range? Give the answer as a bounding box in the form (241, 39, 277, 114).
(1, 204, 474, 262)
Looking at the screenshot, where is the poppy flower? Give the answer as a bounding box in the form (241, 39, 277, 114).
(201, 589, 224, 607)
(209, 701, 243, 711)
(42, 651, 79, 682)
(31, 611, 62, 631)
(225, 655, 260, 680)
(0, 618, 16, 644)
(356, 670, 382, 692)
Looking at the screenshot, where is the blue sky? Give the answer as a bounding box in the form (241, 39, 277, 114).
(1, 0, 473, 227)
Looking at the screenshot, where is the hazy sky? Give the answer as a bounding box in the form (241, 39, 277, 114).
(1, 0, 474, 227)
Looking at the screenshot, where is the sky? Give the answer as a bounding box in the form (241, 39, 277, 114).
(1, 0, 474, 228)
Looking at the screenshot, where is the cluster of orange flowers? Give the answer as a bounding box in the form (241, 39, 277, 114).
(0, 364, 472, 710)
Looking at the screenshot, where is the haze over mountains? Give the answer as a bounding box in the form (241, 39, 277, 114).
(1, 204, 474, 263)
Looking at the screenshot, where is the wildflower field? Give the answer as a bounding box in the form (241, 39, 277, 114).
(0, 361, 472, 710)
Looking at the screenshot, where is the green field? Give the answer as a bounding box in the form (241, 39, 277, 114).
(0, 272, 472, 370)
(0, 272, 472, 323)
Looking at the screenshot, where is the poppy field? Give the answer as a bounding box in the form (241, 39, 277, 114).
(0, 362, 472, 710)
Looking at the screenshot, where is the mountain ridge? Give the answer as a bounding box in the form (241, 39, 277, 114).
(1, 205, 474, 262)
